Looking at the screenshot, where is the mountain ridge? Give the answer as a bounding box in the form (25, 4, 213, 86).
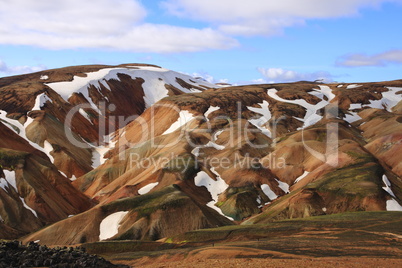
(0, 63, 401, 246)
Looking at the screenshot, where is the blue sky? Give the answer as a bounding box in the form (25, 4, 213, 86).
(0, 0, 401, 84)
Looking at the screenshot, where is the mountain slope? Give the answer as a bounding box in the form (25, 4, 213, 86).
(1, 64, 401, 244)
(0, 64, 217, 238)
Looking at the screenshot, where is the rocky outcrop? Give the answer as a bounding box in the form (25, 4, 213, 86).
(0, 241, 124, 267)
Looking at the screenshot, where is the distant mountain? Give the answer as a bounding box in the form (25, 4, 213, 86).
(0, 64, 401, 245)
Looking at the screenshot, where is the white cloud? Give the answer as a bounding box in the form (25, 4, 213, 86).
(250, 78, 268, 84)
(0, 0, 237, 53)
(1, 0, 400, 52)
(336, 49, 402, 67)
(0, 59, 47, 76)
(192, 72, 231, 84)
(162, 0, 402, 36)
(258, 67, 334, 83)
(0, 0, 146, 36)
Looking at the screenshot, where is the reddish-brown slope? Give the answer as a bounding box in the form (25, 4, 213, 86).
(0, 63, 217, 239)
(0, 122, 92, 236)
(72, 80, 402, 230)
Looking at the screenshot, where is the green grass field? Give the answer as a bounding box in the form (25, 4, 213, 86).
(84, 211, 402, 262)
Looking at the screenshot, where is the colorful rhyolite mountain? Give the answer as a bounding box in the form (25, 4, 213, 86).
(0, 64, 401, 245)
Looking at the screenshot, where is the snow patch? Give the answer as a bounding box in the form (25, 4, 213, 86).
(91, 146, 110, 168)
(382, 175, 396, 198)
(344, 112, 362, 123)
(32, 93, 52, 111)
(79, 108, 93, 124)
(138, 182, 159, 195)
(20, 197, 38, 217)
(318, 85, 336, 101)
(163, 110, 195, 135)
(349, 103, 362, 109)
(261, 184, 278, 200)
(381, 174, 402, 211)
(204, 106, 220, 119)
(346, 84, 362, 89)
(213, 130, 224, 141)
(0, 170, 38, 217)
(194, 169, 233, 220)
(86, 133, 118, 169)
(345, 102, 363, 123)
(267, 86, 334, 129)
(294, 171, 310, 184)
(0, 110, 56, 161)
(2, 170, 17, 191)
(247, 100, 272, 137)
(191, 147, 200, 157)
(43, 141, 54, 163)
(365, 87, 401, 111)
(99, 211, 129, 241)
(194, 170, 227, 200)
(386, 199, 402, 211)
(275, 179, 290, 193)
(191, 113, 225, 154)
(204, 141, 225, 150)
(0, 178, 8, 192)
(381, 87, 402, 112)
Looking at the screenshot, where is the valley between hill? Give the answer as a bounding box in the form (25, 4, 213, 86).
(83, 211, 402, 267)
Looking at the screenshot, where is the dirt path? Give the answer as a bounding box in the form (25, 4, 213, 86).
(116, 257, 402, 268)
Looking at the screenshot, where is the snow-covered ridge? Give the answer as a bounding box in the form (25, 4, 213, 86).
(45, 66, 218, 110)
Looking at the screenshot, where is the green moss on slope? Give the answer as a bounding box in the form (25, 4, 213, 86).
(103, 185, 188, 220)
(0, 148, 28, 170)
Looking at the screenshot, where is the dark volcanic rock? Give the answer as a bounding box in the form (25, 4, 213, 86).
(0, 241, 126, 268)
